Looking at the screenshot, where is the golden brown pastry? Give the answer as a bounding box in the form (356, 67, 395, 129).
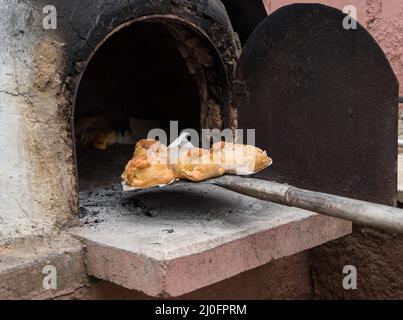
(122, 140, 174, 188)
(211, 142, 272, 175)
(122, 153, 175, 188)
(173, 148, 225, 182)
(80, 129, 118, 150)
(133, 139, 165, 157)
(75, 113, 118, 150)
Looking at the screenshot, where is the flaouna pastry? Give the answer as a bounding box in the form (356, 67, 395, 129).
(211, 142, 273, 175)
(79, 129, 119, 150)
(75, 113, 118, 150)
(173, 148, 225, 182)
(122, 140, 175, 188)
(122, 136, 273, 189)
(133, 139, 165, 157)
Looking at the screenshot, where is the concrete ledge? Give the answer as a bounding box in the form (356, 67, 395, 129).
(0, 233, 88, 299)
(71, 184, 351, 297)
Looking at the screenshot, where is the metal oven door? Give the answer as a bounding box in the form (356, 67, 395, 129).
(233, 3, 399, 206)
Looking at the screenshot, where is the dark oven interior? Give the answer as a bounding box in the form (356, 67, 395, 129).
(73, 18, 227, 216)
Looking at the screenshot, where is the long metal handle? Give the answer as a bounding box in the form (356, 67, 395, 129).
(210, 176, 403, 234)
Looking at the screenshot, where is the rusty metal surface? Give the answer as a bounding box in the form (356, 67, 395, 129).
(236, 4, 399, 205)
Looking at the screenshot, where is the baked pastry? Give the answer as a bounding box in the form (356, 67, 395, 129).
(75, 113, 118, 150)
(122, 137, 272, 188)
(133, 139, 165, 157)
(122, 152, 175, 188)
(211, 142, 272, 175)
(122, 140, 175, 188)
(173, 148, 225, 182)
(80, 129, 118, 150)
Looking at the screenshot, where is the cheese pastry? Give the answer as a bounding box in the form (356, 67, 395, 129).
(122, 152, 175, 188)
(80, 129, 118, 150)
(211, 142, 272, 175)
(173, 148, 225, 182)
(133, 139, 166, 157)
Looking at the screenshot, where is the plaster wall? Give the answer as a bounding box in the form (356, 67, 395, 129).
(0, 2, 77, 242)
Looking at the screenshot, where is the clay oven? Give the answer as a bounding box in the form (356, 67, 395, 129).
(0, 0, 399, 299)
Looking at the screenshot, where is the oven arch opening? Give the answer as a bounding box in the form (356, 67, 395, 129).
(72, 16, 227, 208)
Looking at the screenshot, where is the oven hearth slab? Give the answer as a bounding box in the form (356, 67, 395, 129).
(70, 184, 351, 298)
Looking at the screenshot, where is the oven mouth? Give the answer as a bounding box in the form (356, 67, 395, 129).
(72, 15, 228, 214)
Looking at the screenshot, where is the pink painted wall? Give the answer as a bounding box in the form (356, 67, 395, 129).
(263, 0, 403, 96)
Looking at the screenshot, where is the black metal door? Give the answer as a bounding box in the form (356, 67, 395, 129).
(235, 4, 399, 205)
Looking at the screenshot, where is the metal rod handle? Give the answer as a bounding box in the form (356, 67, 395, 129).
(211, 176, 403, 234)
